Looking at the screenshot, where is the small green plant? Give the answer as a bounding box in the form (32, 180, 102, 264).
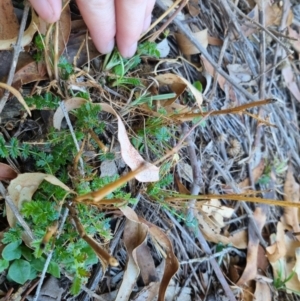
(0, 240, 59, 285)
(103, 41, 160, 88)
(0, 99, 142, 294)
(258, 157, 288, 185)
(25, 92, 60, 110)
(32, 34, 45, 62)
(58, 56, 74, 80)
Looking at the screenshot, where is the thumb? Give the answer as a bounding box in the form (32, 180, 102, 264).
(29, 0, 61, 23)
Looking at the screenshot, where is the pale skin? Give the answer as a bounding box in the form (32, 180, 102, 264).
(29, 0, 156, 58)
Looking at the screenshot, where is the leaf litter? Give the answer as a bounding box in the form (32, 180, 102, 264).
(0, 0, 300, 300)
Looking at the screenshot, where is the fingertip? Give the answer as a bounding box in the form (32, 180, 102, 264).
(30, 0, 61, 23)
(93, 39, 115, 54)
(119, 42, 137, 58)
(142, 15, 151, 33)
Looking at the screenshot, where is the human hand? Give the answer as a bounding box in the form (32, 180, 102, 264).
(29, 0, 155, 58)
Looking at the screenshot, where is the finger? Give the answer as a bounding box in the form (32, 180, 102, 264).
(115, 0, 148, 58)
(143, 0, 156, 32)
(29, 0, 61, 23)
(76, 0, 116, 54)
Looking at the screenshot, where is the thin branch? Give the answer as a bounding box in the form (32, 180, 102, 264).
(0, 2, 31, 113)
(155, 0, 257, 102)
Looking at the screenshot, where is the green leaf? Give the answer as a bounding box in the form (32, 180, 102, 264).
(20, 245, 33, 261)
(2, 241, 22, 261)
(31, 257, 46, 272)
(193, 81, 203, 92)
(8, 259, 31, 284)
(70, 276, 82, 295)
(48, 261, 60, 278)
(0, 259, 9, 273)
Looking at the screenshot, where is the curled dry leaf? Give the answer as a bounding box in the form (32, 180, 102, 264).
(254, 281, 272, 301)
(155, 73, 203, 108)
(281, 62, 300, 102)
(201, 199, 234, 229)
(0, 82, 31, 115)
(116, 207, 149, 301)
(175, 29, 208, 55)
(267, 222, 300, 293)
(139, 217, 179, 301)
(6, 173, 74, 245)
(282, 165, 300, 235)
(0, 9, 39, 51)
(197, 213, 247, 249)
(53, 98, 159, 182)
(237, 206, 267, 285)
(187, 0, 200, 17)
(6, 173, 74, 228)
(0, 163, 18, 181)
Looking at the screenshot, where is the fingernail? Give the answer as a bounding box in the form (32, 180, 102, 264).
(143, 15, 151, 33)
(102, 40, 115, 54)
(122, 42, 137, 58)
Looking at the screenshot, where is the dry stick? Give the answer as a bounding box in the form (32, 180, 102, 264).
(220, 0, 259, 77)
(0, 2, 30, 114)
(178, 126, 236, 301)
(155, 0, 257, 102)
(180, 246, 244, 265)
(208, 35, 230, 101)
(140, 0, 183, 40)
(227, 0, 293, 56)
(149, 0, 188, 42)
(0, 182, 35, 242)
(267, 0, 291, 95)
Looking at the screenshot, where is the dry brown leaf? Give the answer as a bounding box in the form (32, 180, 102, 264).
(155, 73, 203, 108)
(13, 53, 48, 86)
(136, 242, 158, 286)
(186, 0, 200, 17)
(0, 163, 18, 181)
(266, 222, 286, 263)
(0, 82, 31, 115)
(240, 4, 293, 37)
(288, 26, 300, 55)
(6, 173, 74, 244)
(282, 165, 300, 234)
(116, 207, 149, 301)
(201, 199, 234, 229)
(0, 0, 19, 39)
(175, 29, 208, 55)
(6, 173, 74, 228)
(282, 62, 300, 102)
(53, 98, 159, 182)
(237, 206, 267, 285)
(253, 281, 272, 301)
(267, 226, 300, 293)
(0, 9, 39, 51)
(139, 217, 179, 301)
(197, 213, 247, 248)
